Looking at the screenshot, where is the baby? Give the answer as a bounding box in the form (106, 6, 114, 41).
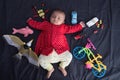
(27, 9, 85, 78)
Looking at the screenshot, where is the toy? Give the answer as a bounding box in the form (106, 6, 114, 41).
(85, 38, 96, 50)
(96, 20, 102, 28)
(96, 19, 104, 29)
(92, 19, 105, 34)
(3, 35, 39, 66)
(73, 38, 107, 78)
(74, 34, 84, 40)
(32, 5, 49, 19)
(32, 6, 38, 18)
(86, 17, 99, 27)
(74, 17, 103, 40)
(37, 9, 45, 19)
(71, 11, 77, 24)
(32, 6, 46, 19)
(85, 61, 93, 69)
(12, 26, 33, 37)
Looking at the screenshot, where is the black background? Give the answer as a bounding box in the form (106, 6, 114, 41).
(0, 0, 120, 80)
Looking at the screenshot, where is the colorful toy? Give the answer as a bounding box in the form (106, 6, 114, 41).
(32, 6, 38, 18)
(96, 20, 102, 28)
(73, 38, 107, 78)
(91, 19, 105, 34)
(3, 35, 39, 66)
(96, 19, 104, 29)
(71, 11, 77, 24)
(37, 9, 45, 19)
(32, 4, 48, 19)
(12, 26, 33, 37)
(93, 30, 98, 34)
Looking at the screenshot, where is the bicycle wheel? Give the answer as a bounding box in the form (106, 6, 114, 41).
(73, 46, 86, 60)
(92, 64, 106, 78)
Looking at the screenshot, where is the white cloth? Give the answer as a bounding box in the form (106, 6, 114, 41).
(38, 49, 72, 71)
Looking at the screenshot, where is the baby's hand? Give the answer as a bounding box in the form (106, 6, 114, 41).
(27, 17, 32, 23)
(79, 21, 85, 28)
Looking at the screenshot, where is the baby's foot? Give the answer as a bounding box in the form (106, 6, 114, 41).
(47, 68, 54, 79)
(58, 67, 67, 76)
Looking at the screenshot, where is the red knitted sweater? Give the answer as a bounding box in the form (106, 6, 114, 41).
(27, 19, 83, 56)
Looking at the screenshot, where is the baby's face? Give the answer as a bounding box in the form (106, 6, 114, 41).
(50, 11, 65, 25)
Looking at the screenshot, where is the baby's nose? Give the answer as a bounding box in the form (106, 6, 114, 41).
(54, 18, 58, 20)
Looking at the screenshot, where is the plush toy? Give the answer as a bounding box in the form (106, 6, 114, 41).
(12, 26, 33, 37)
(3, 35, 39, 66)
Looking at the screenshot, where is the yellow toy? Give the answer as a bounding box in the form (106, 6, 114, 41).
(37, 9, 45, 19)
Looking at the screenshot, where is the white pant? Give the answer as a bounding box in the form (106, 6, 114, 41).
(38, 49, 73, 71)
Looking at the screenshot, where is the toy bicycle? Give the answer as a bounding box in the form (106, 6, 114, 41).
(73, 38, 107, 78)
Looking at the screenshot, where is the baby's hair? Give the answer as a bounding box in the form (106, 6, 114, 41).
(47, 8, 66, 21)
(51, 8, 66, 17)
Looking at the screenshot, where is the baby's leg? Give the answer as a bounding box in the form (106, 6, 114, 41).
(59, 50, 73, 76)
(38, 55, 54, 79)
(47, 68, 54, 79)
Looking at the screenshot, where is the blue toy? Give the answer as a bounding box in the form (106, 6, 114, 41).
(71, 11, 77, 24)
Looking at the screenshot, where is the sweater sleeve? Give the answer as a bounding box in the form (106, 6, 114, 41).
(27, 18, 48, 30)
(64, 24, 83, 34)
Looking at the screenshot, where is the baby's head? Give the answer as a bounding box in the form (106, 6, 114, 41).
(50, 9, 65, 25)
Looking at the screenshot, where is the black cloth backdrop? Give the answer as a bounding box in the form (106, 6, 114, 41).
(0, 0, 120, 80)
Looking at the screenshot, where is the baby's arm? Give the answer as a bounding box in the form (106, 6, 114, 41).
(64, 21, 85, 34)
(27, 18, 48, 30)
